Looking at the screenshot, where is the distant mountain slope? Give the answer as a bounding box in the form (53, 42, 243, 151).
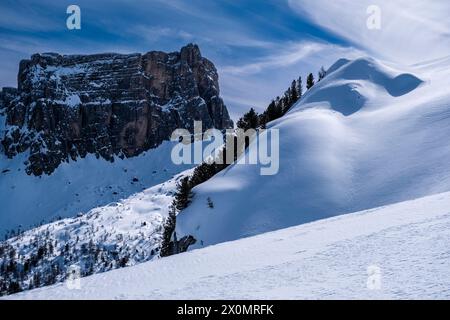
(177, 56, 450, 248)
(0, 168, 193, 295)
(10, 191, 450, 299)
(0, 141, 193, 238)
(0, 44, 232, 238)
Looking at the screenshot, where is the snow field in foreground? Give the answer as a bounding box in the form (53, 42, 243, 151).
(10, 191, 450, 299)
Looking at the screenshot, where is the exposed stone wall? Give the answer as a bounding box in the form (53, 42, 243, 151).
(1, 44, 233, 175)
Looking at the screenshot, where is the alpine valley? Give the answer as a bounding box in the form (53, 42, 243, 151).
(2, 42, 450, 299)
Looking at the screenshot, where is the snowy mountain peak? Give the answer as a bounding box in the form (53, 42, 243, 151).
(326, 58, 351, 74)
(295, 57, 424, 116)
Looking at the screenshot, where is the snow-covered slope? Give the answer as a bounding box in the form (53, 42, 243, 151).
(10, 191, 450, 299)
(0, 169, 192, 294)
(177, 56, 450, 248)
(0, 141, 194, 238)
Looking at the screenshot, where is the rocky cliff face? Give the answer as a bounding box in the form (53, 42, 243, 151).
(1, 44, 233, 175)
(0, 88, 17, 115)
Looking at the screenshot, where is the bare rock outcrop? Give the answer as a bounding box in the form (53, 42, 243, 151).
(1, 44, 233, 175)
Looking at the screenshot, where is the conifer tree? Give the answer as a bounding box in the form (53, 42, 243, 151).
(265, 100, 282, 122)
(285, 87, 292, 108)
(306, 73, 315, 89)
(291, 80, 298, 103)
(297, 76, 303, 99)
(236, 108, 259, 131)
(258, 113, 267, 129)
(207, 197, 214, 209)
(174, 177, 192, 211)
(318, 66, 327, 81)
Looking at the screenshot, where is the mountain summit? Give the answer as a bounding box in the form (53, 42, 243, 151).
(1, 44, 233, 176)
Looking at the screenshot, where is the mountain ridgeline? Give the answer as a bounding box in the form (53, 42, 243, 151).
(0, 44, 233, 176)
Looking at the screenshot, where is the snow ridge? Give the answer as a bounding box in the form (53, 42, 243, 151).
(177, 56, 450, 249)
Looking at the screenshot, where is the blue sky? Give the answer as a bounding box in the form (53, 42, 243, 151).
(1, 0, 448, 119)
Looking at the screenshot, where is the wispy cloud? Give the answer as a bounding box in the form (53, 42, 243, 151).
(132, 26, 194, 43)
(219, 40, 364, 119)
(0, 0, 362, 117)
(288, 0, 450, 64)
(222, 41, 331, 75)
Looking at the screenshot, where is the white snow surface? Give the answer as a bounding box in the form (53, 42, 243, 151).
(9, 191, 450, 300)
(0, 141, 194, 237)
(177, 56, 450, 248)
(1, 169, 192, 282)
(63, 94, 81, 108)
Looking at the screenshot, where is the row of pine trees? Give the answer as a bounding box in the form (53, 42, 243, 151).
(237, 66, 326, 130)
(0, 227, 159, 296)
(161, 66, 328, 256)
